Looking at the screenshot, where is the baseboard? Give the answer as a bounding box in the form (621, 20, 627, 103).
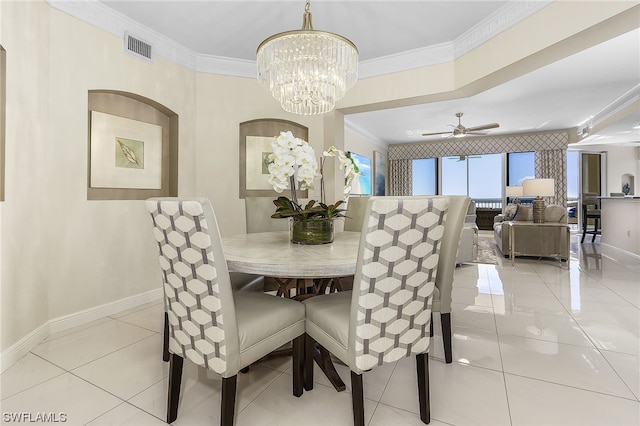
(0, 322, 50, 374)
(49, 288, 162, 334)
(0, 288, 162, 373)
(600, 242, 640, 261)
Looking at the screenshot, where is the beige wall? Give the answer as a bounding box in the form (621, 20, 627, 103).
(0, 0, 635, 358)
(580, 144, 640, 195)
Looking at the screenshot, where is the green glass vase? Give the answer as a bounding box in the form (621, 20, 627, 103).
(290, 218, 334, 245)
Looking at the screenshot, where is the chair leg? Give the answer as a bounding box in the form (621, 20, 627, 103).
(167, 354, 184, 423)
(163, 312, 170, 362)
(221, 375, 237, 426)
(416, 353, 431, 424)
(592, 218, 599, 242)
(429, 313, 434, 337)
(292, 335, 304, 397)
(581, 211, 587, 243)
(441, 312, 452, 364)
(350, 371, 365, 426)
(304, 334, 314, 391)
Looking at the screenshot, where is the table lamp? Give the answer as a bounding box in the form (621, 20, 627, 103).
(523, 178, 555, 223)
(506, 186, 523, 204)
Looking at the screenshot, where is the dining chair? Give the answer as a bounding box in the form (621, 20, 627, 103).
(146, 198, 305, 426)
(343, 196, 370, 232)
(581, 192, 601, 243)
(162, 271, 264, 361)
(431, 195, 470, 363)
(303, 196, 450, 425)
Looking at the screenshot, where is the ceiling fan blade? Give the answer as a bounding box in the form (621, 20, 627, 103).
(465, 123, 499, 132)
(421, 131, 451, 137)
(466, 131, 488, 136)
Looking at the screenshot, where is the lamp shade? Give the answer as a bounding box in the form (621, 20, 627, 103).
(506, 186, 523, 197)
(523, 179, 554, 197)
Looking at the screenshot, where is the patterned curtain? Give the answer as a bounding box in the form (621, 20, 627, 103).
(389, 159, 412, 196)
(535, 149, 567, 207)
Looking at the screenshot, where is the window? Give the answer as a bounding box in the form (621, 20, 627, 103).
(442, 154, 501, 207)
(507, 151, 535, 186)
(412, 158, 437, 195)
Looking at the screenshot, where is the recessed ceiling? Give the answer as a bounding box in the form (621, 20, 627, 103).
(96, 1, 640, 146)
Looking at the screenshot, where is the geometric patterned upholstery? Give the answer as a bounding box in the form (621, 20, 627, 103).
(146, 199, 229, 374)
(351, 197, 449, 371)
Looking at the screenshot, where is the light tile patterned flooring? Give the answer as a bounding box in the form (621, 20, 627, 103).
(2, 233, 639, 425)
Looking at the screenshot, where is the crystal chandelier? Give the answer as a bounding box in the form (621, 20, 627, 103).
(256, 0, 358, 115)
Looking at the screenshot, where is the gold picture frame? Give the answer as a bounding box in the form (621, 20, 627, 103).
(239, 118, 308, 198)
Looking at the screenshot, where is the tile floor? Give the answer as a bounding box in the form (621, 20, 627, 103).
(2, 233, 639, 425)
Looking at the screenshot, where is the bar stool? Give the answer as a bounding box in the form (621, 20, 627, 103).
(581, 192, 601, 243)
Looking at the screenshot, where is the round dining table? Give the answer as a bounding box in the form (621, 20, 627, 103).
(221, 230, 361, 279)
(221, 230, 361, 392)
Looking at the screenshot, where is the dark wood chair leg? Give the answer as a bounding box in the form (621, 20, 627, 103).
(592, 218, 599, 242)
(163, 312, 170, 362)
(441, 312, 452, 364)
(350, 371, 365, 426)
(430, 313, 434, 337)
(304, 334, 314, 391)
(221, 375, 237, 426)
(167, 354, 184, 423)
(292, 335, 304, 397)
(416, 353, 431, 424)
(581, 208, 587, 243)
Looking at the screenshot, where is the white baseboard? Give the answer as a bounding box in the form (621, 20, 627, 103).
(48, 288, 162, 334)
(0, 288, 162, 373)
(0, 322, 50, 374)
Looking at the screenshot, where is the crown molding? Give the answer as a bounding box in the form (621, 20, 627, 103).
(453, 0, 553, 58)
(47, 0, 550, 79)
(358, 42, 454, 80)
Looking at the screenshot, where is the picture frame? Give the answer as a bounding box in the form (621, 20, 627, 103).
(89, 111, 162, 189)
(349, 152, 372, 196)
(374, 151, 387, 196)
(239, 118, 308, 198)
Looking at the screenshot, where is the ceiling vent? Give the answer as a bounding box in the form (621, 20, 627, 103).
(123, 32, 153, 63)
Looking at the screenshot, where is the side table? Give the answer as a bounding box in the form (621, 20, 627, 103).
(507, 221, 569, 267)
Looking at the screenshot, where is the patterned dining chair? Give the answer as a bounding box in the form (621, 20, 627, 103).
(303, 196, 449, 425)
(146, 198, 305, 425)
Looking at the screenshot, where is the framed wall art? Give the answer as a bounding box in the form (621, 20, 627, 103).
(87, 90, 178, 200)
(349, 152, 372, 196)
(239, 118, 308, 198)
(90, 111, 162, 189)
(374, 151, 387, 196)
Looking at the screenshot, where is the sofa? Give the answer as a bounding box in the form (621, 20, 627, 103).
(457, 201, 478, 264)
(493, 204, 569, 261)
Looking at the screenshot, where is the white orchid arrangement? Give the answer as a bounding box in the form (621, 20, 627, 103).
(266, 131, 359, 220)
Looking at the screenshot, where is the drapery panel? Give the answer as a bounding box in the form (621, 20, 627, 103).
(535, 149, 567, 207)
(389, 159, 412, 196)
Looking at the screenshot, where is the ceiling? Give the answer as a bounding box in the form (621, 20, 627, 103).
(99, 0, 640, 147)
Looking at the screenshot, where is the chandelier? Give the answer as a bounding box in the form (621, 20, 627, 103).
(256, 0, 358, 115)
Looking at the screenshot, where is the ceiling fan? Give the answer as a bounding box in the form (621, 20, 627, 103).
(422, 112, 499, 138)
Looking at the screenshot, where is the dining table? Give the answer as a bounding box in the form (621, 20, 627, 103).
(221, 230, 361, 391)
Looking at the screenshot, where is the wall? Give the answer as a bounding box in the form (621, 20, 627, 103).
(193, 73, 325, 236)
(581, 144, 640, 195)
(0, 1, 199, 356)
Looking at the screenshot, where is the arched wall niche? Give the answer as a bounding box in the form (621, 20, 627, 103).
(87, 90, 178, 200)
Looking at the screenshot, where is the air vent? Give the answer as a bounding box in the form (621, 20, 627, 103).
(123, 32, 153, 63)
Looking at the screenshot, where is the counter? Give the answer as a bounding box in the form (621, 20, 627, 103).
(599, 197, 640, 256)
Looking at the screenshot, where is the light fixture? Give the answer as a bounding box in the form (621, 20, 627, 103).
(523, 178, 555, 223)
(256, 0, 358, 115)
(506, 186, 523, 204)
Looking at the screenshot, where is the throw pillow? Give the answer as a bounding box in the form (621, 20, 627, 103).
(514, 205, 533, 221)
(504, 203, 519, 220)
